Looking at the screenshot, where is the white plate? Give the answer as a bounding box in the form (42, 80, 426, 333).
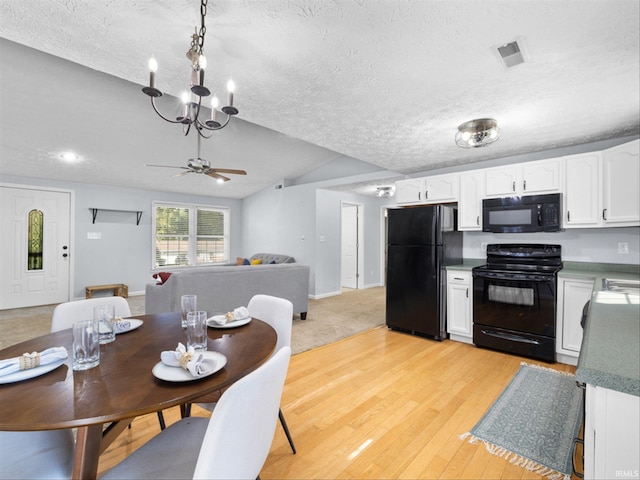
(0, 358, 67, 384)
(115, 319, 143, 334)
(152, 351, 227, 382)
(207, 315, 251, 329)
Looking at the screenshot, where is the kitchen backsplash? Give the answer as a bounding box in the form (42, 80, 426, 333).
(463, 227, 640, 265)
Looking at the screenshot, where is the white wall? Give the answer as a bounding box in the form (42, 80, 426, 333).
(1, 175, 243, 299)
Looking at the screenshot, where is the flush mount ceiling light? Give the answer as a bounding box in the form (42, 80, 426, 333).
(455, 118, 500, 148)
(142, 0, 238, 139)
(376, 186, 395, 198)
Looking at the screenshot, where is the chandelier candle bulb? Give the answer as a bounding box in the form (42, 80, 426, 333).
(227, 79, 235, 107)
(148, 57, 158, 89)
(211, 96, 219, 121)
(198, 55, 206, 86)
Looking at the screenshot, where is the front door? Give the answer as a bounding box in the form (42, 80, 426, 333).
(0, 186, 71, 309)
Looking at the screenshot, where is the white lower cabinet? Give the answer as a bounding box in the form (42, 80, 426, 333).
(556, 275, 595, 365)
(447, 269, 472, 344)
(584, 384, 640, 479)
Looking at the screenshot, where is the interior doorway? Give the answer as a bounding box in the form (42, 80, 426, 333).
(341, 202, 363, 289)
(0, 185, 73, 309)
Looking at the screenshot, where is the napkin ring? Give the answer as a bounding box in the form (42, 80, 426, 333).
(19, 352, 40, 370)
(179, 352, 193, 370)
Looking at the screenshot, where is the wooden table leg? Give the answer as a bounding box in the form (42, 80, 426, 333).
(73, 424, 103, 480)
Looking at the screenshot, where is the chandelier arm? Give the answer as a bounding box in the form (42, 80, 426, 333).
(150, 97, 186, 125)
(196, 114, 232, 131)
(196, 126, 215, 139)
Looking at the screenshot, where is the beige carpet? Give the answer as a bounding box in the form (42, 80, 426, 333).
(0, 288, 385, 354)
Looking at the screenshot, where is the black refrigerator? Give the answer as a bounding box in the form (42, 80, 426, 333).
(385, 205, 462, 340)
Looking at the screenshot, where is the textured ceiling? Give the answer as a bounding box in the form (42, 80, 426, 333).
(1, 0, 639, 198)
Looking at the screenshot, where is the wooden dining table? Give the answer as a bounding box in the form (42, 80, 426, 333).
(0, 312, 276, 480)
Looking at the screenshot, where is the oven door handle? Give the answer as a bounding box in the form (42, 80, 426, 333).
(473, 271, 554, 282)
(481, 329, 542, 345)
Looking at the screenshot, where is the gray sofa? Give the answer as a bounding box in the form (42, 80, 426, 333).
(145, 255, 309, 319)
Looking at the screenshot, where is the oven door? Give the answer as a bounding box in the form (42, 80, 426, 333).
(472, 269, 556, 337)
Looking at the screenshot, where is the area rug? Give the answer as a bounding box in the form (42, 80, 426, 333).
(461, 363, 583, 480)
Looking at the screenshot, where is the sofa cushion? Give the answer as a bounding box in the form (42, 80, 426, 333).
(250, 253, 295, 264)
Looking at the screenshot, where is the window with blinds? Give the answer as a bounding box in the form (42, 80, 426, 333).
(153, 202, 229, 268)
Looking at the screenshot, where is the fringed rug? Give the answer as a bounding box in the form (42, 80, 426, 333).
(461, 363, 583, 480)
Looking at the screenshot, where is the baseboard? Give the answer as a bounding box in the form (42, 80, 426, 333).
(310, 283, 384, 300)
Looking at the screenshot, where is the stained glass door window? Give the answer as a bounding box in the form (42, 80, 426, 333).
(28, 209, 44, 270)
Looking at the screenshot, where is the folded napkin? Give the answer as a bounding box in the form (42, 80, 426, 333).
(0, 347, 68, 377)
(160, 343, 216, 377)
(210, 306, 249, 325)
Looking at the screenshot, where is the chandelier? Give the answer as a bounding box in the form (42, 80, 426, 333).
(455, 118, 500, 148)
(142, 0, 238, 138)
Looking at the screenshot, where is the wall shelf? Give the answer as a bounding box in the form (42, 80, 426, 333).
(89, 208, 143, 225)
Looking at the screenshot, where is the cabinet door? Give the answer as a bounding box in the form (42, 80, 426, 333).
(564, 152, 601, 228)
(522, 158, 562, 194)
(395, 179, 424, 204)
(447, 271, 472, 341)
(424, 174, 459, 203)
(585, 385, 640, 480)
(602, 140, 640, 226)
(558, 277, 594, 354)
(484, 166, 519, 197)
(458, 171, 484, 231)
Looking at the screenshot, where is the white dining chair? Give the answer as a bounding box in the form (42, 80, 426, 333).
(51, 296, 132, 332)
(197, 294, 297, 454)
(0, 429, 74, 480)
(100, 346, 291, 480)
(51, 296, 167, 430)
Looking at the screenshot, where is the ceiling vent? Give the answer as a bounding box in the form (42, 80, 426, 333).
(496, 40, 525, 68)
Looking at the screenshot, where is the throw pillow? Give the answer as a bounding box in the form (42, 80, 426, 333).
(236, 257, 245, 265)
(251, 259, 262, 265)
(152, 272, 172, 285)
(269, 260, 276, 264)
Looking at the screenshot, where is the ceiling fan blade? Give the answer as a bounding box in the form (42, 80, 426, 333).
(145, 164, 187, 170)
(210, 168, 247, 175)
(172, 170, 192, 177)
(206, 171, 231, 182)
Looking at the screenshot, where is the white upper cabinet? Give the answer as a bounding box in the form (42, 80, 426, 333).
(602, 139, 640, 226)
(395, 178, 424, 204)
(485, 158, 562, 197)
(564, 152, 602, 228)
(423, 173, 459, 203)
(458, 170, 484, 231)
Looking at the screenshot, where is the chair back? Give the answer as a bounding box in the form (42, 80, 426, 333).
(51, 297, 132, 332)
(193, 346, 291, 480)
(247, 294, 293, 353)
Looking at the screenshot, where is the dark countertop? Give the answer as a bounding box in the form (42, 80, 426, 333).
(571, 262, 640, 397)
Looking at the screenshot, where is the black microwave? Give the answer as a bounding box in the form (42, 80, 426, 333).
(482, 193, 562, 233)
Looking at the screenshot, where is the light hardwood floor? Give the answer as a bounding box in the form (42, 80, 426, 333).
(98, 327, 581, 479)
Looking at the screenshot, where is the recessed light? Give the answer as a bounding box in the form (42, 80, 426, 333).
(59, 151, 80, 162)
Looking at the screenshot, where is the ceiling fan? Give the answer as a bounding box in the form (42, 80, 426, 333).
(145, 135, 247, 183)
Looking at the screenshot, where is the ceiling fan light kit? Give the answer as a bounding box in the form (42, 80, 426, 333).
(142, 0, 238, 139)
(455, 118, 500, 148)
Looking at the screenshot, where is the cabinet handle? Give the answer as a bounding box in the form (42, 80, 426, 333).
(523, 180, 527, 191)
(466, 288, 469, 298)
(476, 215, 480, 226)
(602, 208, 607, 221)
(567, 211, 571, 223)
(512, 181, 516, 192)
(418, 191, 421, 200)
(454, 277, 464, 281)
(425, 190, 429, 199)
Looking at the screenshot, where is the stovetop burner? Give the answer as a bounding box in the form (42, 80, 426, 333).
(478, 243, 563, 274)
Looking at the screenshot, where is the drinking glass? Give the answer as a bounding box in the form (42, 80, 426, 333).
(94, 304, 116, 344)
(72, 319, 100, 370)
(181, 295, 197, 328)
(186, 310, 208, 352)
